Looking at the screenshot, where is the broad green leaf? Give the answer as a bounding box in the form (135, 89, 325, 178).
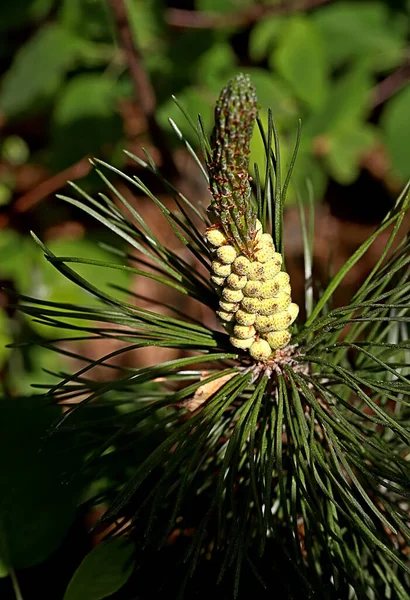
(382, 83, 410, 181)
(51, 74, 123, 168)
(0, 24, 81, 117)
(272, 16, 329, 110)
(248, 15, 287, 62)
(0, 0, 54, 32)
(325, 124, 377, 184)
(0, 397, 84, 568)
(63, 538, 135, 600)
(313, 1, 407, 71)
(303, 63, 373, 139)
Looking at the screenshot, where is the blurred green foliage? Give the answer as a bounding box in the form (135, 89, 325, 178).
(0, 0, 410, 597)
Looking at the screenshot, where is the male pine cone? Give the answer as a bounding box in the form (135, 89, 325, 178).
(205, 74, 299, 361)
(206, 223, 298, 360)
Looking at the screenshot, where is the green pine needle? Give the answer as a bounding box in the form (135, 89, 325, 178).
(17, 73, 410, 598)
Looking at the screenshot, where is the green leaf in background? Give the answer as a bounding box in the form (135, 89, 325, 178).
(313, 1, 407, 71)
(51, 74, 123, 168)
(248, 16, 287, 63)
(0, 397, 84, 569)
(382, 83, 410, 181)
(0, 0, 54, 32)
(60, 0, 114, 43)
(127, 0, 165, 52)
(0, 229, 33, 292)
(0, 310, 12, 369)
(64, 537, 135, 600)
(0, 184, 12, 207)
(244, 68, 297, 123)
(325, 123, 377, 184)
(272, 16, 329, 110)
(0, 24, 82, 117)
(28, 236, 131, 338)
(196, 0, 253, 13)
(303, 63, 373, 140)
(197, 43, 237, 91)
(1, 135, 30, 166)
(158, 87, 214, 146)
(249, 109, 326, 203)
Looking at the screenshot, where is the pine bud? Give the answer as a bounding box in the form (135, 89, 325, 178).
(287, 303, 299, 325)
(274, 272, 290, 288)
(233, 324, 256, 339)
(265, 330, 292, 350)
(262, 255, 282, 279)
(241, 297, 260, 313)
(230, 336, 255, 349)
(211, 275, 226, 286)
(247, 262, 264, 280)
(226, 273, 247, 290)
(260, 293, 291, 316)
(235, 309, 256, 326)
(255, 244, 276, 263)
(205, 228, 227, 247)
(212, 260, 232, 278)
(243, 280, 262, 297)
(254, 314, 276, 333)
(222, 288, 244, 303)
(259, 233, 274, 248)
(217, 310, 236, 322)
(281, 283, 291, 296)
(270, 310, 293, 331)
(232, 255, 251, 276)
(259, 280, 280, 299)
(219, 300, 239, 312)
(216, 245, 237, 265)
(249, 339, 271, 361)
(259, 294, 291, 316)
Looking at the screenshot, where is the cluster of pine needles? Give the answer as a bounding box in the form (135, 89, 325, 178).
(17, 74, 410, 598)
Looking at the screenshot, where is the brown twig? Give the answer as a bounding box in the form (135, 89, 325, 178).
(166, 0, 333, 29)
(14, 157, 92, 213)
(371, 59, 410, 109)
(109, 0, 178, 179)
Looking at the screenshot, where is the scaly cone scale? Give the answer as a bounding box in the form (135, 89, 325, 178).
(205, 74, 299, 360)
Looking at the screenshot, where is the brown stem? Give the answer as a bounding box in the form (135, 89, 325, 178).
(166, 0, 333, 29)
(109, 0, 178, 179)
(371, 59, 410, 109)
(14, 157, 92, 213)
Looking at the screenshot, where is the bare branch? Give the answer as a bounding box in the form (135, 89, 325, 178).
(371, 59, 410, 109)
(166, 0, 333, 29)
(109, 0, 178, 178)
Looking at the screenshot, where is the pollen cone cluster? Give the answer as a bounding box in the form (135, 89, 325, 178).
(206, 220, 299, 361)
